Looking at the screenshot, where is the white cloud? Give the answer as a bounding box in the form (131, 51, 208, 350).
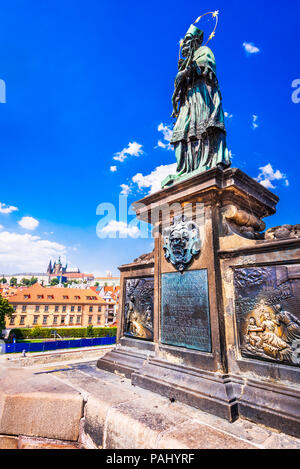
(120, 184, 131, 196)
(100, 221, 140, 238)
(132, 163, 177, 195)
(252, 114, 259, 129)
(158, 123, 172, 142)
(0, 202, 18, 215)
(110, 165, 117, 172)
(18, 216, 39, 231)
(243, 42, 260, 55)
(156, 123, 173, 150)
(255, 163, 289, 190)
(0, 225, 3, 230)
(0, 231, 66, 273)
(113, 142, 144, 163)
(224, 111, 233, 119)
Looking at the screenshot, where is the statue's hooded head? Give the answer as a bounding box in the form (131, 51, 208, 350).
(181, 24, 204, 57)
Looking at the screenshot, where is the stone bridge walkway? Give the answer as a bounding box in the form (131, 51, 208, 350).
(0, 354, 299, 449)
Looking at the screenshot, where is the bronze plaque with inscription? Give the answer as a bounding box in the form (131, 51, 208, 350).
(161, 270, 211, 352)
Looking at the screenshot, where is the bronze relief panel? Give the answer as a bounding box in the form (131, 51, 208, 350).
(234, 265, 300, 367)
(123, 277, 154, 341)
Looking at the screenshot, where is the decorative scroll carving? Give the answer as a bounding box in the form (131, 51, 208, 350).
(124, 277, 154, 341)
(265, 224, 300, 240)
(234, 265, 300, 367)
(163, 215, 201, 271)
(224, 209, 300, 242)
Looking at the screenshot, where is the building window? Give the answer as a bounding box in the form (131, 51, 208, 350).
(88, 315, 93, 324)
(62, 306, 66, 312)
(89, 306, 93, 312)
(75, 296, 80, 300)
(47, 295, 54, 299)
(55, 305, 59, 312)
(43, 316, 48, 325)
(9, 316, 16, 325)
(69, 316, 74, 324)
(33, 315, 39, 325)
(97, 315, 101, 324)
(20, 316, 25, 325)
(53, 316, 58, 325)
(45, 305, 49, 312)
(63, 296, 68, 300)
(61, 316, 65, 324)
(71, 306, 74, 312)
(98, 306, 102, 312)
(13, 305, 17, 311)
(22, 305, 27, 312)
(78, 306, 81, 312)
(37, 295, 44, 299)
(35, 305, 40, 312)
(76, 316, 81, 324)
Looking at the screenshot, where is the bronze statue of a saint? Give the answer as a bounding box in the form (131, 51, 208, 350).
(163, 12, 231, 187)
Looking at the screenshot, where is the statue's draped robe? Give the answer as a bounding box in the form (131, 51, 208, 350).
(170, 46, 231, 174)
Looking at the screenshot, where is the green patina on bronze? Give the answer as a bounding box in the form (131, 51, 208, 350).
(162, 22, 231, 187)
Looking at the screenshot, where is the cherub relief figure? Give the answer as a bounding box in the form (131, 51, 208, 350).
(245, 317, 263, 349)
(243, 301, 293, 363)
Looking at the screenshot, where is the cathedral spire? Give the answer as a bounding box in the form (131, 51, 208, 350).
(47, 260, 53, 274)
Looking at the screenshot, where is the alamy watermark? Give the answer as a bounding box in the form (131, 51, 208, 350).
(291, 79, 300, 104)
(0, 79, 6, 103)
(96, 196, 205, 240)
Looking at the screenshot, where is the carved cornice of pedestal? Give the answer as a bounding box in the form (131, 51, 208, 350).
(118, 250, 155, 272)
(132, 167, 279, 225)
(218, 237, 300, 259)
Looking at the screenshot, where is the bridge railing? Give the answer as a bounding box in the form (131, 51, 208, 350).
(4, 336, 116, 354)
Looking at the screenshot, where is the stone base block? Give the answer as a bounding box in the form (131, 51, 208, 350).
(0, 366, 83, 441)
(0, 435, 18, 449)
(97, 338, 155, 379)
(236, 376, 300, 438)
(132, 358, 239, 422)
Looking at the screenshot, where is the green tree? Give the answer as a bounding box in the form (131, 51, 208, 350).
(50, 278, 59, 286)
(87, 325, 94, 337)
(94, 282, 99, 287)
(29, 276, 38, 286)
(20, 278, 30, 286)
(0, 277, 7, 284)
(0, 295, 14, 332)
(31, 326, 43, 338)
(10, 277, 18, 287)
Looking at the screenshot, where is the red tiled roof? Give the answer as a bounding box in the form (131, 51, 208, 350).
(49, 272, 94, 279)
(8, 283, 106, 305)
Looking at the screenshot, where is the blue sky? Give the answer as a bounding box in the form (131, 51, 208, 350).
(0, 0, 299, 275)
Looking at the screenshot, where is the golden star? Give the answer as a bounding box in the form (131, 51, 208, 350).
(212, 10, 219, 18)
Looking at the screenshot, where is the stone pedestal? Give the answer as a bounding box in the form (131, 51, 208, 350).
(97, 254, 156, 378)
(97, 167, 300, 436)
